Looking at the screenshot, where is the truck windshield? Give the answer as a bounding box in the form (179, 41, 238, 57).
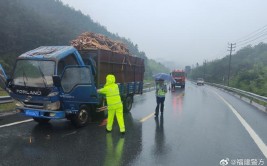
(13, 60, 55, 87)
(172, 72, 184, 77)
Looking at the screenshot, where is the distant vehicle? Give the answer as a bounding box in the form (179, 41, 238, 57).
(171, 70, 185, 89)
(197, 78, 204, 85)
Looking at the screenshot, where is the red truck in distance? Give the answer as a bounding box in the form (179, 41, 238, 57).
(171, 69, 185, 89)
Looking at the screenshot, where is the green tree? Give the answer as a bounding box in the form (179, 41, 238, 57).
(188, 43, 267, 96)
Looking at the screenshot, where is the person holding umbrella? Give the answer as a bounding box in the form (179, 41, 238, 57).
(154, 78, 167, 117)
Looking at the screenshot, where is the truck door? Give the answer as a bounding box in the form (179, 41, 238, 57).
(0, 64, 7, 90)
(60, 66, 98, 106)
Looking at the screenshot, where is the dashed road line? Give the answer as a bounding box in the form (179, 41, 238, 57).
(139, 113, 154, 123)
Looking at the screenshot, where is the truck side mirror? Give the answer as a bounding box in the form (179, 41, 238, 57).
(53, 75, 61, 87)
(0, 65, 7, 90)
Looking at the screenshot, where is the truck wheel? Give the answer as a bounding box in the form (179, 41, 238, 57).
(123, 96, 133, 112)
(33, 117, 50, 124)
(71, 105, 91, 128)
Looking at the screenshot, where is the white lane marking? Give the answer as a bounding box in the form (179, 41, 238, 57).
(0, 119, 33, 128)
(62, 131, 77, 138)
(139, 113, 154, 123)
(214, 91, 267, 158)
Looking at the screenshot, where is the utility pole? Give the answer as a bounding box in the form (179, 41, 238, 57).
(227, 43, 236, 86)
(203, 60, 207, 80)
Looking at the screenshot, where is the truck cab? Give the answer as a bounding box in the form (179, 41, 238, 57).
(0, 46, 100, 127)
(171, 69, 185, 89)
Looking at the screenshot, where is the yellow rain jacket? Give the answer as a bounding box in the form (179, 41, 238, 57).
(98, 74, 125, 132)
(98, 75, 123, 109)
(156, 83, 167, 97)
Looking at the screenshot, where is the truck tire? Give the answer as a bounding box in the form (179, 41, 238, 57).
(123, 95, 133, 113)
(71, 105, 91, 128)
(33, 117, 50, 124)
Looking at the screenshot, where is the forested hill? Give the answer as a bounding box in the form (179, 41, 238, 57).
(189, 43, 267, 96)
(0, 0, 169, 77)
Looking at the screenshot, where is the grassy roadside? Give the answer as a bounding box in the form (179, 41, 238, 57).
(0, 89, 16, 113)
(0, 90, 8, 96)
(0, 102, 16, 113)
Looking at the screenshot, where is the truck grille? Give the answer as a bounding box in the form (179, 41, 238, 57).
(175, 79, 182, 82)
(23, 102, 44, 109)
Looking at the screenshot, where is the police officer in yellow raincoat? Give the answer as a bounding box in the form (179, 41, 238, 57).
(98, 74, 125, 134)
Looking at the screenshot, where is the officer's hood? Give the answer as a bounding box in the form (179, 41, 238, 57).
(105, 74, 115, 86)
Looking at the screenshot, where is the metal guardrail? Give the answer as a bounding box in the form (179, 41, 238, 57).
(0, 96, 13, 104)
(143, 83, 156, 93)
(206, 82, 267, 111)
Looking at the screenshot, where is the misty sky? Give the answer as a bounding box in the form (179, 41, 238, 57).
(61, 0, 267, 68)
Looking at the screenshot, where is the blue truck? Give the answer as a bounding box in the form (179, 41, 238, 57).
(0, 46, 144, 127)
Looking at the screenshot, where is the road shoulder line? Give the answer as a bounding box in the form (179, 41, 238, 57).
(0, 119, 33, 128)
(213, 91, 267, 158)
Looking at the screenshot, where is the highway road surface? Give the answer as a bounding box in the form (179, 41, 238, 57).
(0, 81, 266, 166)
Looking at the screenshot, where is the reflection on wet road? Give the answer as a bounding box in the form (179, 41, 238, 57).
(1, 81, 267, 166)
(104, 133, 125, 166)
(154, 115, 165, 156)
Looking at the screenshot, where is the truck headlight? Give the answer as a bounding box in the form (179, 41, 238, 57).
(15, 100, 24, 107)
(45, 101, 60, 110)
(48, 92, 59, 97)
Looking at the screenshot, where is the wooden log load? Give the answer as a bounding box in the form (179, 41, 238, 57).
(70, 32, 129, 54)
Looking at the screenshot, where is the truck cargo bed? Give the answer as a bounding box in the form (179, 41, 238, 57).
(78, 49, 144, 92)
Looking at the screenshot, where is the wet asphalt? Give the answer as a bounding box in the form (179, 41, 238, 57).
(0, 81, 267, 166)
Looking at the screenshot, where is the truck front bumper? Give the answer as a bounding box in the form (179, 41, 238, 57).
(17, 107, 65, 119)
(174, 82, 185, 86)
